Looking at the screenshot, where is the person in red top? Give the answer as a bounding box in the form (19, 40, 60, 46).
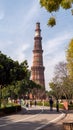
(63, 101, 68, 110)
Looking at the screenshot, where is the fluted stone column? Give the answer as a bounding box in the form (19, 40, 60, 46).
(31, 23, 45, 89)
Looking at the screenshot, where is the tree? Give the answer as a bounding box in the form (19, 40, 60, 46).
(0, 52, 31, 107)
(54, 62, 68, 80)
(39, 0, 73, 27)
(49, 61, 73, 100)
(49, 81, 62, 99)
(0, 52, 30, 87)
(66, 39, 73, 80)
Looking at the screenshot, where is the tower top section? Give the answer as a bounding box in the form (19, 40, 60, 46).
(35, 22, 41, 37)
(36, 22, 40, 30)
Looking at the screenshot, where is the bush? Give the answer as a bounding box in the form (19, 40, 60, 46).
(68, 104, 73, 110)
(0, 105, 21, 116)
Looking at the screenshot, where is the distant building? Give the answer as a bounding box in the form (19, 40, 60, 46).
(31, 22, 45, 90)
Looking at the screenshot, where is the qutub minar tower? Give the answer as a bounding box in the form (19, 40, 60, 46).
(31, 22, 45, 90)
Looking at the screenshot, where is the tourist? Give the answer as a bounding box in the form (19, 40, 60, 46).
(34, 100, 37, 107)
(49, 97, 53, 111)
(56, 99, 59, 112)
(30, 100, 32, 107)
(42, 99, 45, 110)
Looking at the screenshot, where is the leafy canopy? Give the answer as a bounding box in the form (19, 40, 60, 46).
(66, 39, 73, 79)
(0, 51, 30, 86)
(39, 0, 73, 27)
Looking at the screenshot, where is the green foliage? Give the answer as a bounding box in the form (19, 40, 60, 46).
(49, 82, 61, 99)
(66, 39, 73, 79)
(68, 103, 73, 110)
(39, 0, 73, 27)
(47, 17, 56, 27)
(2, 87, 9, 99)
(37, 100, 64, 109)
(61, 0, 72, 9)
(49, 61, 73, 100)
(0, 51, 30, 86)
(48, 39, 73, 100)
(40, 0, 61, 12)
(0, 52, 43, 100)
(0, 105, 21, 116)
(0, 51, 32, 100)
(1, 79, 42, 99)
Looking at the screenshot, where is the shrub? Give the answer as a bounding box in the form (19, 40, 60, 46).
(0, 105, 21, 116)
(68, 103, 73, 110)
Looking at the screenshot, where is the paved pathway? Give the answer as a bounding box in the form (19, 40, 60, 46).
(0, 106, 66, 130)
(42, 110, 73, 130)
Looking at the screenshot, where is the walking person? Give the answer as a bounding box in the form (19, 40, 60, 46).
(34, 100, 37, 107)
(42, 99, 45, 111)
(30, 100, 32, 107)
(56, 99, 59, 112)
(49, 97, 53, 111)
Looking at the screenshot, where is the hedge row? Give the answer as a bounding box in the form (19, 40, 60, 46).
(37, 101, 73, 110)
(0, 105, 21, 116)
(68, 104, 73, 110)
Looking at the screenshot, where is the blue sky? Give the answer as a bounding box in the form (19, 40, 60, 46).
(0, 0, 73, 90)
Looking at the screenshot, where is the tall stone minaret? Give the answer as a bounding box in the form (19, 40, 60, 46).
(31, 22, 45, 89)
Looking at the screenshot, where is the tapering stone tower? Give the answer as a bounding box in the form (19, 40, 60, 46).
(31, 22, 45, 89)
